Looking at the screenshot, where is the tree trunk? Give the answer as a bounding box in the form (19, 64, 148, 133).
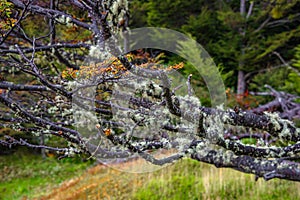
(237, 70, 246, 95)
(237, 0, 247, 96)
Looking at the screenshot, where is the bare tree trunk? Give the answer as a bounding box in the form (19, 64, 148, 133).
(237, 0, 247, 96)
(237, 70, 246, 95)
(49, 0, 56, 45)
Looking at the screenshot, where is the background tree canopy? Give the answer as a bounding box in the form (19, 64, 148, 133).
(130, 0, 300, 96)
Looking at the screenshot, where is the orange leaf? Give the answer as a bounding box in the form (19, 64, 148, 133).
(104, 129, 111, 136)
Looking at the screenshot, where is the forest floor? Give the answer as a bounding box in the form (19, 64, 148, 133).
(1, 149, 300, 200)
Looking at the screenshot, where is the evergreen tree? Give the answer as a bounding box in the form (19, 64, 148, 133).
(130, 0, 300, 95)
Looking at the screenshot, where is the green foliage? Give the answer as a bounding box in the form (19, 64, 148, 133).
(0, 0, 16, 32)
(146, 0, 203, 29)
(241, 138, 257, 145)
(21, 15, 49, 38)
(284, 72, 300, 94)
(216, 0, 300, 86)
(288, 45, 300, 94)
(129, 0, 148, 28)
(181, 6, 220, 47)
(130, 0, 300, 91)
(269, 0, 298, 19)
(249, 66, 300, 95)
(0, 0, 13, 18)
(254, 27, 300, 61)
(292, 44, 300, 70)
(249, 68, 288, 91)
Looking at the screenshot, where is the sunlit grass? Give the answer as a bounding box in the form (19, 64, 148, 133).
(1, 150, 300, 200)
(38, 158, 300, 200)
(133, 159, 300, 200)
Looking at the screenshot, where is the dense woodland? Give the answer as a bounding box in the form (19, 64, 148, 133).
(1, 0, 300, 185)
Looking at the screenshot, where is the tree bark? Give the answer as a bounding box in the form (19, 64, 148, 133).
(237, 0, 247, 96)
(237, 70, 246, 95)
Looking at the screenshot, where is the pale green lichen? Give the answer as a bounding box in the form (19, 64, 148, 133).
(47, 106, 59, 114)
(264, 111, 281, 131)
(203, 114, 225, 142)
(222, 110, 235, 124)
(88, 45, 113, 61)
(216, 103, 225, 111)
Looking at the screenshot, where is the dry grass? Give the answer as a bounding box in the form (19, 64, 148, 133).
(38, 158, 300, 200)
(37, 160, 148, 200)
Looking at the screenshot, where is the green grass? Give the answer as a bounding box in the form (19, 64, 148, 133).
(1, 150, 300, 200)
(132, 159, 300, 200)
(0, 148, 93, 200)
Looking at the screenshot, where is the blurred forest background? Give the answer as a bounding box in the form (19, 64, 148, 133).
(1, 0, 300, 199)
(129, 0, 300, 105)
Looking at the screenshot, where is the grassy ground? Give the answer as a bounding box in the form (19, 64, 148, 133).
(1, 150, 300, 200)
(133, 159, 300, 200)
(0, 148, 93, 200)
(39, 158, 300, 200)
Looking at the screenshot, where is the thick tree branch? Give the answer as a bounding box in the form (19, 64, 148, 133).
(9, 0, 91, 29)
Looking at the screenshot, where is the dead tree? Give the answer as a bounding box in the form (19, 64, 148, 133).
(0, 0, 300, 182)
